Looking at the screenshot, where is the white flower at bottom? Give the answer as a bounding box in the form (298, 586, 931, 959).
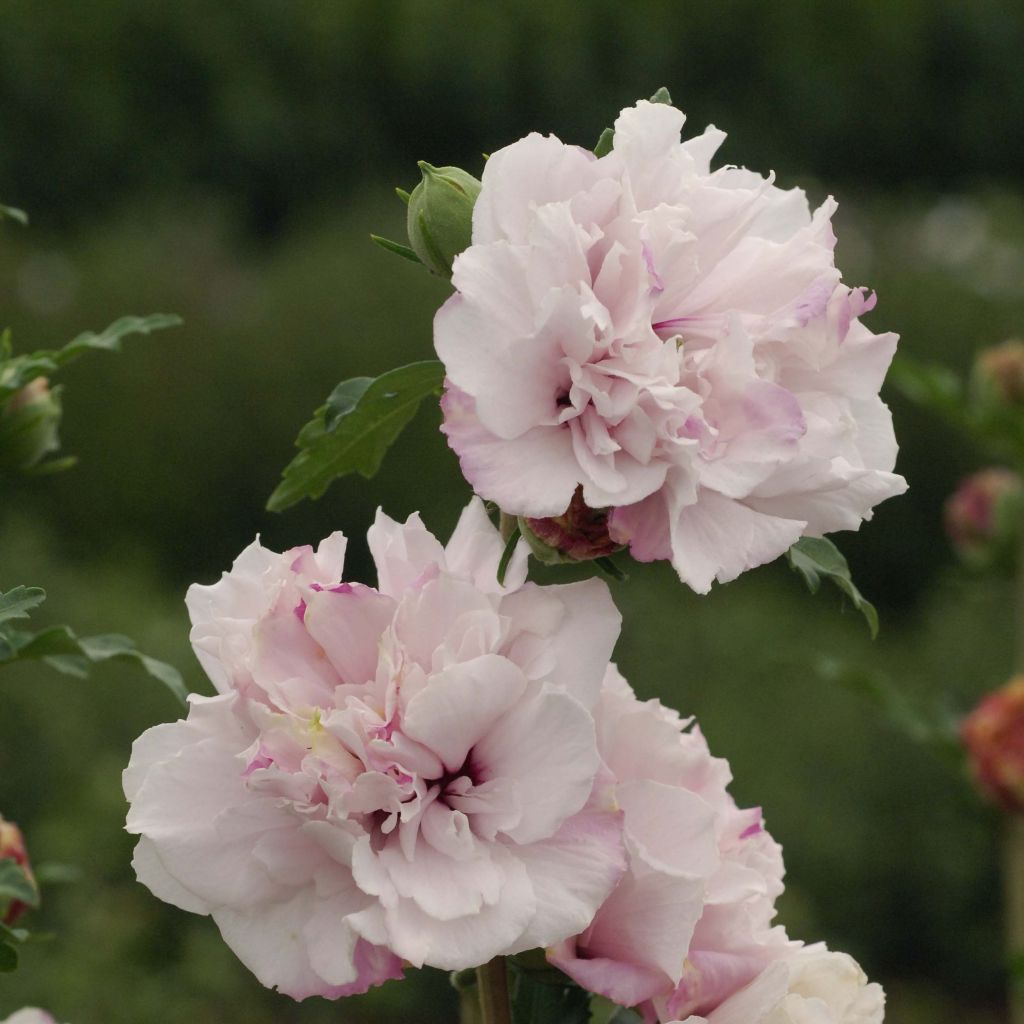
(1, 1012, 64, 1024)
(124, 499, 626, 999)
(672, 946, 885, 1024)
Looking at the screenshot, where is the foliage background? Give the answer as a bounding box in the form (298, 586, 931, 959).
(1, 2, 1023, 1021)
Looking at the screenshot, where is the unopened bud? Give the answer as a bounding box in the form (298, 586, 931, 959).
(520, 488, 622, 565)
(0, 377, 62, 473)
(407, 163, 481, 277)
(944, 468, 1024, 568)
(0, 816, 37, 926)
(973, 339, 1024, 406)
(962, 677, 1024, 814)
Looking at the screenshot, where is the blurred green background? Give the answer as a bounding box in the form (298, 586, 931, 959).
(1, 1, 1023, 1021)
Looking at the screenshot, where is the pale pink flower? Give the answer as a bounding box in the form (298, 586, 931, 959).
(125, 499, 625, 999)
(549, 667, 788, 1021)
(0, 1013, 63, 1024)
(671, 945, 885, 1024)
(436, 99, 906, 592)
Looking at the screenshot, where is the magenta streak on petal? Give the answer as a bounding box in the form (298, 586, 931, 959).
(309, 582, 354, 594)
(739, 808, 764, 839)
(642, 242, 665, 294)
(293, 599, 307, 622)
(243, 748, 274, 777)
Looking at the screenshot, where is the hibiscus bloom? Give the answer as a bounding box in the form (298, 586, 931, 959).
(670, 945, 885, 1024)
(549, 667, 789, 1021)
(124, 499, 626, 999)
(436, 98, 906, 592)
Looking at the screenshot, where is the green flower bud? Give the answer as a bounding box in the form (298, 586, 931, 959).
(0, 377, 62, 473)
(406, 162, 481, 277)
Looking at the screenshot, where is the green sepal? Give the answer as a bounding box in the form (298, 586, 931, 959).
(593, 87, 674, 156)
(268, 361, 445, 512)
(370, 234, 423, 265)
(0, 204, 27, 225)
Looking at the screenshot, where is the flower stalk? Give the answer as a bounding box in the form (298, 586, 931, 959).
(476, 957, 512, 1024)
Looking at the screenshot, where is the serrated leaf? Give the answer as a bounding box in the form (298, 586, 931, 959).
(370, 234, 422, 265)
(509, 962, 590, 1024)
(268, 361, 445, 512)
(0, 587, 46, 626)
(0, 623, 186, 704)
(323, 376, 373, 431)
(786, 537, 879, 637)
(0, 313, 181, 400)
(0, 859, 39, 909)
(0, 204, 27, 226)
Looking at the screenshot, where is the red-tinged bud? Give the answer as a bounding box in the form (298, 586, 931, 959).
(0, 816, 37, 926)
(962, 678, 1024, 814)
(944, 468, 1024, 569)
(973, 339, 1024, 406)
(520, 488, 622, 565)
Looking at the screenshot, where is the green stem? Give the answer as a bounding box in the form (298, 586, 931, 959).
(477, 957, 512, 1024)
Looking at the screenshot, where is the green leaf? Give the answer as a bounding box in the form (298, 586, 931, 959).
(508, 961, 590, 1024)
(648, 86, 673, 104)
(0, 313, 182, 401)
(594, 556, 628, 582)
(323, 376, 373, 431)
(0, 859, 39, 909)
(786, 537, 879, 637)
(0, 586, 46, 626)
(370, 234, 423, 265)
(0, 204, 27, 226)
(0, 623, 186, 704)
(268, 361, 445, 512)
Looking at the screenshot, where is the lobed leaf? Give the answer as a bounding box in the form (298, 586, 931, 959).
(0, 313, 182, 401)
(0, 586, 46, 626)
(0, 622, 186, 704)
(786, 537, 879, 637)
(268, 360, 445, 512)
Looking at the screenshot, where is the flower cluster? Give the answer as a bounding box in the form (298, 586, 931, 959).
(124, 502, 883, 1021)
(436, 99, 906, 592)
